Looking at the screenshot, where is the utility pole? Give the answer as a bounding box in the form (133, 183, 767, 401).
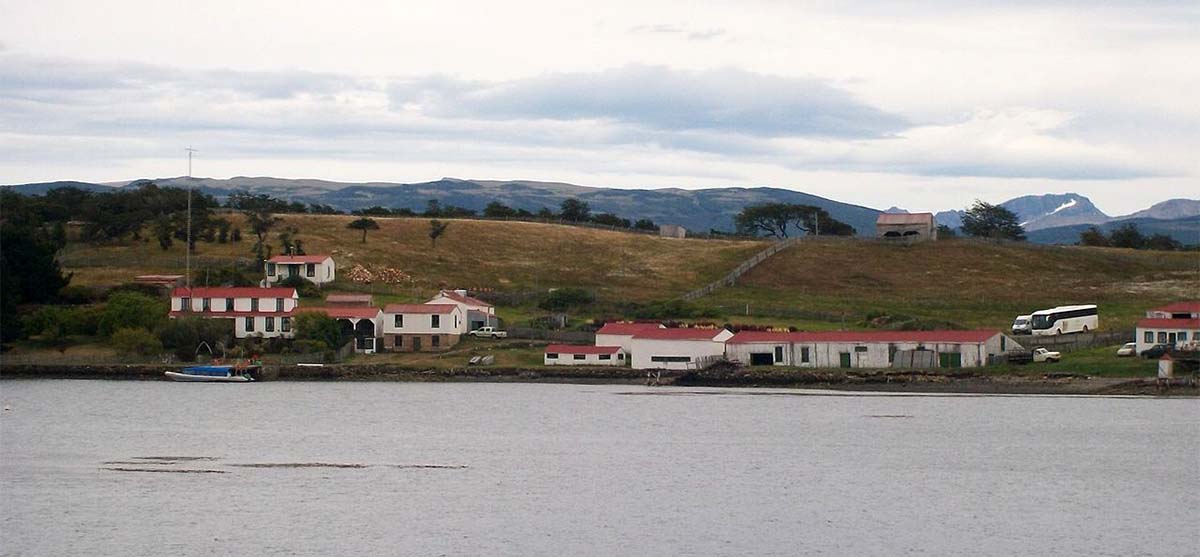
(184, 147, 198, 290)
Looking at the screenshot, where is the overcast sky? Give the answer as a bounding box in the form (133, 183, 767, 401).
(2, 0, 1197, 214)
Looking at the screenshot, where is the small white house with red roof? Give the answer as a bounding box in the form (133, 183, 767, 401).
(266, 254, 336, 286)
(544, 344, 627, 366)
(426, 289, 497, 330)
(629, 327, 735, 370)
(170, 286, 299, 339)
(1136, 318, 1200, 354)
(382, 303, 466, 352)
(298, 306, 383, 353)
(726, 329, 1018, 369)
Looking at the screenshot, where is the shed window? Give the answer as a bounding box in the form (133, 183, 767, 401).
(801, 347, 810, 363)
(774, 346, 784, 362)
(599, 354, 611, 360)
(180, 297, 191, 312)
(546, 353, 558, 359)
(617, 353, 624, 360)
(574, 354, 585, 360)
(202, 298, 211, 311)
(650, 356, 691, 363)
(306, 263, 315, 277)
(267, 263, 276, 275)
(854, 346, 868, 352)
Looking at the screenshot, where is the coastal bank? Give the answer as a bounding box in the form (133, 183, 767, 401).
(2, 363, 1196, 396)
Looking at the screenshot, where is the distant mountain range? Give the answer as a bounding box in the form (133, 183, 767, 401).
(5, 178, 1198, 245)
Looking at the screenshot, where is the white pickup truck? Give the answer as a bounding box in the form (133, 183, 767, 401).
(468, 326, 508, 339)
(1008, 347, 1062, 364)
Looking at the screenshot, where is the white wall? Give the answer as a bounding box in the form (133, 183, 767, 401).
(382, 308, 466, 335)
(630, 338, 728, 370)
(544, 350, 626, 366)
(233, 315, 295, 339)
(428, 294, 494, 318)
(1136, 326, 1199, 353)
(726, 334, 1016, 369)
(595, 333, 636, 353)
(173, 295, 298, 313)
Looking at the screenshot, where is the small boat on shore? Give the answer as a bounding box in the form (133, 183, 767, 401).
(165, 364, 258, 382)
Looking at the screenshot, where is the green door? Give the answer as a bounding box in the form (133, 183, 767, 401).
(938, 352, 962, 368)
(839, 352, 852, 368)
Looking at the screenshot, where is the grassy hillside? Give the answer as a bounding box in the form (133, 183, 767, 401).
(706, 237, 1198, 330)
(57, 215, 1197, 331)
(59, 213, 769, 304)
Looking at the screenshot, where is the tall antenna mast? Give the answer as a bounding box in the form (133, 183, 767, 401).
(184, 147, 198, 290)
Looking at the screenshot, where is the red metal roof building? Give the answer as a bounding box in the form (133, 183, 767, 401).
(544, 344, 626, 366)
(725, 329, 1014, 369)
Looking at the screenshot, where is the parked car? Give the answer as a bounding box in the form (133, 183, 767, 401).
(1140, 344, 1170, 359)
(1116, 342, 1137, 357)
(1011, 315, 1032, 335)
(1006, 347, 1062, 364)
(468, 326, 508, 339)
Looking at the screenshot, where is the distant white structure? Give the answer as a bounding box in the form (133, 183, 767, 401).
(725, 330, 1019, 369)
(629, 328, 734, 370)
(595, 322, 665, 358)
(876, 213, 937, 241)
(381, 304, 467, 352)
(427, 289, 497, 330)
(169, 286, 299, 339)
(659, 224, 687, 239)
(543, 344, 626, 366)
(266, 255, 336, 286)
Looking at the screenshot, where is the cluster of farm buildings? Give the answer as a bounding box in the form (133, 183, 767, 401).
(164, 252, 1199, 370)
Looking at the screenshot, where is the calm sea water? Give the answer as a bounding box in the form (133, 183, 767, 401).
(0, 380, 1196, 556)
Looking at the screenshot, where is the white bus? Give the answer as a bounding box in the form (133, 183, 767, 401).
(1030, 304, 1099, 336)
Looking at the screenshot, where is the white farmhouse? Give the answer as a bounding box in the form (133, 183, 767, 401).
(629, 328, 734, 370)
(427, 289, 497, 330)
(266, 255, 336, 286)
(169, 286, 299, 339)
(595, 322, 665, 357)
(543, 344, 627, 366)
(382, 304, 466, 352)
(1136, 318, 1199, 354)
(725, 330, 1019, 369)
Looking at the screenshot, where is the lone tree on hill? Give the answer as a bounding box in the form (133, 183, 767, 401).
(347, 217, 379, 244)
(559, 198, 591, 222)
(1078, 226, 1109, 247)
(428, 219, 449, 248)
(245, 208, 282, 270)
(735, 203, 855, 238)
(961, 201, 1025, 241)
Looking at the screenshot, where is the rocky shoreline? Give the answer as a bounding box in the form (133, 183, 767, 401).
(3, 363, 1196, 396)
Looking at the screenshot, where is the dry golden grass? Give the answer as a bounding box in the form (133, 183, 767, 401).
(59, 213, 769, 302)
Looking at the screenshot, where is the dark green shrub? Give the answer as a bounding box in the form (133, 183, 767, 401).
(538, 288, 595, 311)
(112, 327, 163, 356)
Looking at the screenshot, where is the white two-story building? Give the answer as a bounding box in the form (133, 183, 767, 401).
(427, 289, 497, 330)
(169, 286, 299, 339)
(381, 304, 467, 352)
(266, 255, 336, 286)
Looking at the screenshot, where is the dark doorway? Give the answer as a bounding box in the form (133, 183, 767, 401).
(750, 353, 774, 366)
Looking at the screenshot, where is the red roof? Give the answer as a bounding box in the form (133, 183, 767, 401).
(876, 213, 935, 225)
(298, 306, 381, 319)
(1150, 301, 1200, 314)
(633, 328, 729, 341)
(1137, 318, 1200, 329)
(596, 322, 665, 335)
(268, 255, 332, 264)
(728, 329, 1001, 344)
(383, 303, 459, 314)
(171, 287, 297, 298)
(544, 344, 622, 355)
(430, 290, 492, 308)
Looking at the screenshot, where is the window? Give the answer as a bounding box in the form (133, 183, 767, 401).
(245, 317, 254, 332)
(1177, 331, 1187, 341)
(599, 354, 611, 360)
(276, 298, 284, 311)
(251, 298, 259, 312)
(394, 314, 403, 328)
(265, 317, 275, 332)
(574, 354, 585, 360)
(1145, 331, 1154, 343)
(395, 336, 403, 348)
(1158, 332, 1168, 343)
(547, 353, 558, 359)
(854, 346, 868, 352)
(1001, 337, 1006, 351)
(180, 297, 191, 311)
(617, 353, 624, 360)
(202, 298, 211, 311)
(431, 315, 440, 328)
(431, 335, 440, 347)
(267, 263, 276, 276)
(226, 298, 235, 312)
(801, 347, 810, 363)
(774, 346, 784, 362)
(306, 263, 315, 277)
(650, 356, 691, 363)
(281, 317, 291, 333)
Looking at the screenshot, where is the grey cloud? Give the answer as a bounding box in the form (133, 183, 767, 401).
(388, 65, 909, 139)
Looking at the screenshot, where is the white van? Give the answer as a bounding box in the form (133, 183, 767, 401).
(1012, 315, 1032, 335)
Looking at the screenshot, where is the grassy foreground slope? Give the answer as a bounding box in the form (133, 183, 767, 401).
(59, 214, 769, 302)
(709, 237, 1199, 330)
